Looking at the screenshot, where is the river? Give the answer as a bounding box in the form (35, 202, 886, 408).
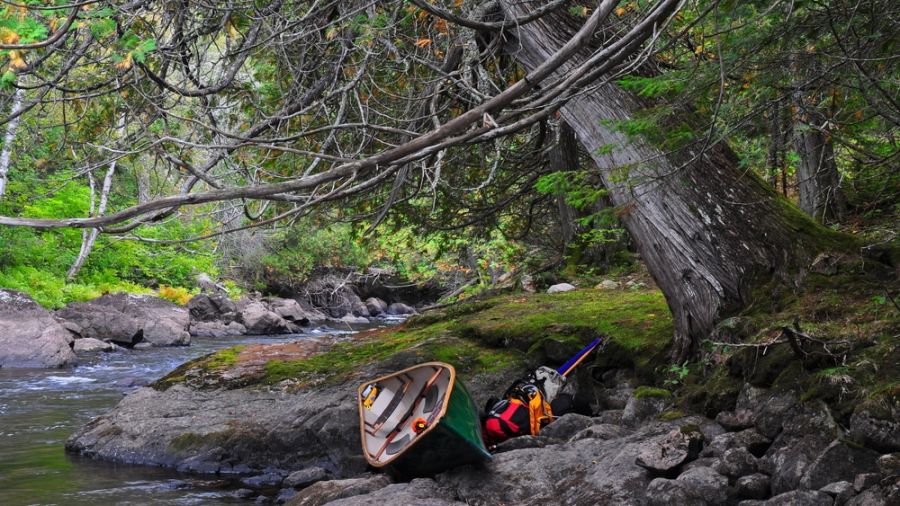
(0, 324, 380, 506)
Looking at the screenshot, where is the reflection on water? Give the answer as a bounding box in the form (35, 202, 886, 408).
(0, 324, 378, 506)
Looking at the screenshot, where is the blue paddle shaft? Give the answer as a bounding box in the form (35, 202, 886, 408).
(556, 337, 603, 375)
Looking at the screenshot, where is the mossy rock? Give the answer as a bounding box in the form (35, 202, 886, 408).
(634, 386, 671, 399)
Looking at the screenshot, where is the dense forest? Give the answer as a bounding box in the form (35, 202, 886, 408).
(0, 1, 898, 505)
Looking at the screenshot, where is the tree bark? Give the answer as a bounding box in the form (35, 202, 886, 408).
(67, 160, 117, 280)
(0, 87, 25, 197)
(501, 1, 838, 360)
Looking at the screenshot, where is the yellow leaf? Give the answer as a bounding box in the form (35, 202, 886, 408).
(8, 50, 26, 70)
(115, 53, 133, 70)
(694, 44, 704, 55)
(415, 38, 432, 48)
(615, 7, 626, 16)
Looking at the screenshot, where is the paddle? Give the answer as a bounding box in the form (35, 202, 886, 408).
(556, 336, 605, 377)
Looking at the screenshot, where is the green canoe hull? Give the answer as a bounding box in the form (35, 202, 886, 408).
(384, 378, 491, 477)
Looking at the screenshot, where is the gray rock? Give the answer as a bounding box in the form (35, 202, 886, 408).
(622, 395, 668, 427)
(821, 481, 855, 506)
(276, 488, 298, 504)
(241, 302, 291, 335)
(846, 486, 889, 506)
(386, 302, 416, 315)
(850, 407, 900, 453)
(492, 435, 546, 453)
(363, 298, 387, 316)
(189, 321, 247, 338)
(321, 478, 462, 506)
(187, 293, 238, 323)
(285, 467, 329, 489)
(599, 383, 635, 410)
(133, 342, 153, 350)
(232, 488, 256, 499)
(570, 423, 623, 442)
(854, 473, 881, 492)
(762, 401, 840, 494)
(284, 475, 392, 506)
(55, 301, 142, 345)
(338, 315, 370, 325)
(74, 337, 118, 352)
(800, 440, 880, 490)
(703, 428, 771, 458)
(538, 413, 595, 441)
(269, 298, 315, 325)
(761, 490, 835, 505)
(595, 279, 620, 290)
(735, 384, 797, 439)
(735, 473, 771, 500)
(0, 289, 77, 368)
(521, 274, 536, 293)
(676, 466, 729, 504)
(141, 317, 191, 346)
(635, 426, 704, 472)
(646, 478, 705, 506)
(877, 453, 900, 479)
(546, 283, 576, 294)
(241, 472, 285, 488)
(716, 409, 755, 431)
(714, 447, 758, 478)
(595, 409, 624, 425)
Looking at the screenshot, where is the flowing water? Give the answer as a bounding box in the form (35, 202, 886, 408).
(0, 324, 387, 506)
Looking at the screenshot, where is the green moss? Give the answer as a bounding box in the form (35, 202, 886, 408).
(658, 410, 686, 421)
(634, 386, 671, 399)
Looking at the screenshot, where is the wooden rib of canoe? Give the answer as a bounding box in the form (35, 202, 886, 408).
(357, 361, 491, 477)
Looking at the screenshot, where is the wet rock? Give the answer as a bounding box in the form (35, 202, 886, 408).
(676, 466, 729, 504)
(716, 410, 755, 431)
(189, 321, 247, 338)
(546, 283, 576, 294)
(386, 302, 416, 315)
(338, 315, 370, 325)
(134, 342, 153, 350)
(735, 473, 771, 500)
(635, 426, 704, 472)
(188, 293, 238, 323)
(241, 472, 285, 489)
(285, 467, 329, 489)
(363, 298, 387, 316)
(232, 488, 256, 498)
(284, 474, 392, 506)
(241, 302, 291, 335)
(820, 481, 855, 506)
(800, 440, 880, 490)
(622, 395, 668, 427)
(713, 447, 758, 478)
(703, 428, 771, 458)
(113, 377, 148, 388)
(850, 406, 900, 453)
(74, 337, 118, 352)
(0, 289, 77, 368)
(276, 488, 297, 504)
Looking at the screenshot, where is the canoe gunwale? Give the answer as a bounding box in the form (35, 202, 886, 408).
(357, 361, 457, 468)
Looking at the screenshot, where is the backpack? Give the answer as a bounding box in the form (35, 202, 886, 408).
(481, 367, 567, 447)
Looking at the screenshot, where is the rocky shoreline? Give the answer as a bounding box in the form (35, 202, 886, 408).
(63, 338, 899, 505)
(0, 275, 419, 369)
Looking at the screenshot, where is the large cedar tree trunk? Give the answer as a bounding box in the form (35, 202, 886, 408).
(501, 1, 839, 359)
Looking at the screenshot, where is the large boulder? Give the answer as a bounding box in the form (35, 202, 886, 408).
(55, 301, 142, 345)
(635, 426, 704, 472)
(240, 302, 291, 335)
(0, 289, 77, 368)
(364, 297, 388, 316)
(187, 293, 238, 323)
(58, 293, 190, 346)
(387, 302, 416, 315)
(547, 283, 576, 294)
(850, 404, 900, 453)
(799, 440, 880, 490)
(74, 338, 118, 353)
(268, 298, 323, 325)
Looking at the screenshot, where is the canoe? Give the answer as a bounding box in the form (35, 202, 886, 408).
(357, 361, 492, 477)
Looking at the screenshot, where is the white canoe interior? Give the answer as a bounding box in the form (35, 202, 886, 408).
(358, 361, 454, 467)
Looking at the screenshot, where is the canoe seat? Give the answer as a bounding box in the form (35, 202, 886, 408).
(422, 384, 439, 413)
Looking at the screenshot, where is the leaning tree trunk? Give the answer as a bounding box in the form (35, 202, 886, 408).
(501, 1, 842, 360)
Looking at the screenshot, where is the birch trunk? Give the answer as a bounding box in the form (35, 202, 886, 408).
(66, 160, 116, 280)
(501, 1, 839, 359)
(0, 87, 25, 197)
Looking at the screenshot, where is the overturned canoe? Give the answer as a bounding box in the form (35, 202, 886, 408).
(357, 361, 491, 477)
